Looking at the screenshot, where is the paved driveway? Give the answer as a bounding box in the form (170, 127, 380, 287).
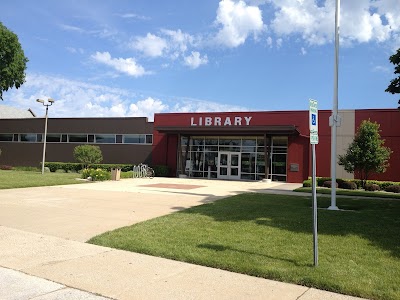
(0, 177, 301, 241)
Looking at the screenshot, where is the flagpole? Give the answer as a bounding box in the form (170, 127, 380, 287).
(329, 0, 340, 210)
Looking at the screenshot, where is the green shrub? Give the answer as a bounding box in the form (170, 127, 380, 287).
(0, 165, 13, 170)
(340, 181, 357, 190)
(121, 171, 133, 179)
(74, 145, 103, 168)
(378, 181, 398, 190)
(55, 169, 66, 173)
(352, 179, 363, 189)
(81, 168, 110, 181)
(317, 177, 331, 187)
(44, 162, 134, 173)
(303, 179, 311, 187)
(323, 181, 338, 188)
(385, 185, 400, 193)
(152, 165, 169, 177)
(364, 183, 380, 191)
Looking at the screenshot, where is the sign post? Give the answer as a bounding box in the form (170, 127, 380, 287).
(309, 99, 318, 267)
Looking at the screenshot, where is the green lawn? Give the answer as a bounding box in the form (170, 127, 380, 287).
(0, 170, 87, 189)
(89, 194, 400, 300)
(295, 187, 400, 199)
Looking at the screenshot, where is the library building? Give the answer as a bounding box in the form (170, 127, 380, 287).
(0, 105, 399, 183)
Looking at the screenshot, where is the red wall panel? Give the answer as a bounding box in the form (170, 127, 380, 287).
(287, 135, 310, 182)
(355, 109, 400, 181)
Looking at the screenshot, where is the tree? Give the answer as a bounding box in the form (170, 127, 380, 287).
(0, 22, 28, 100)
(338, 120, 392, 188)
(73, 145, 103, 168)
(385, 48, 400, 109)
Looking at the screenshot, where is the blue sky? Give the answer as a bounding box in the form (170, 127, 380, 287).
(1, 0, 400, 120)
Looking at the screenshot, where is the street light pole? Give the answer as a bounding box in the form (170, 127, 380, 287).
(37, 98, 55, 175)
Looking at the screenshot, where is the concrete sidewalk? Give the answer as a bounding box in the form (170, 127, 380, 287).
(0, 226, 366, 300)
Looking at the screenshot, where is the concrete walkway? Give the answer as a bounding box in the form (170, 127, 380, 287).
(0, 178, 368, 299)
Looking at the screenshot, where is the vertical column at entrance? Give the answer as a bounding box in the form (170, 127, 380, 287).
(177, 133, 181, 176)
(166, 134, 178, 177)
(264, 134, 270, 180)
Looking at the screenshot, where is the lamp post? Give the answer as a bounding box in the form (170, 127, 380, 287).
(37, 98, 55, 174)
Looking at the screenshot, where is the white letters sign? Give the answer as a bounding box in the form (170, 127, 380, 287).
(190, 116, 252, 126)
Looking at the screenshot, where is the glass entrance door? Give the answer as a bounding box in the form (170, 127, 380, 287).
(218, 152, 241, 180)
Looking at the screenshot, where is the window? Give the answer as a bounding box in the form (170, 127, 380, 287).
(123, 134, 145, 144)
(0, 132, 152, 144)
(46, 134, 61, 142)
(0, 134, 13, 141)
(68, 134, 87, 143)
(95, 134, 116, 143)
(20, 134, 37, 142)
(145, 134, 153, 144)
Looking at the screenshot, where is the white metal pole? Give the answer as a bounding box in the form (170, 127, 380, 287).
(41, 105, 49, 175)
(312, 144, 318, 266)
(329, 0, 340, 210)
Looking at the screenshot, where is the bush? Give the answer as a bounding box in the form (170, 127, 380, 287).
(0, 165, 13, 170)
(303, 179, 312, 187)
(55, 169, 66, 173)
(317, 177, 331, 187)
(74, 145, 103, 168)
(121, 171, 133, 179)
(385, 185, 400, 193)
(152, 165, 170, 177)
(323, 181, 338, 188)
(352, 179, 363, 189)
(364, 183, 380, 191)
(81, 168, 110, 181)
(340, 181, 357, 190)
(44, 162, 134, 173)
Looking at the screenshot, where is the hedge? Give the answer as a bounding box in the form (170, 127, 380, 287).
(303, 177, 400, 191)
(44, 162, 170, 175)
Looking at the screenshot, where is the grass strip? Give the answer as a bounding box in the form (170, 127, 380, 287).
(0, 170, 86, 189)
(89, 193, 400, 300)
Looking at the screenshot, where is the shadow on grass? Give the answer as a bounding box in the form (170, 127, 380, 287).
(181, 193, 400, 259)
(197, 243, 311, 267)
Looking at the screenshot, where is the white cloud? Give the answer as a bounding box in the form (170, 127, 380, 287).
(161, 29, 196, 58)
(184, 52, 208, 69)
(266, 36, 273, 48)
(91, 51, 147, 77)
(276, 38, 282, 48)
(2, 73, 249, 121)
(268, 0, 400, 46)
(116, 13, 150, 20)
(214, 0, 265, 48)
(60, 24, 85, 33)
(129, 97, 168, 119)
(172, 98, 248, 113)
(301, 47, 307, 55)
(66, 47, 84, 54)
(132, 33, 168, 57)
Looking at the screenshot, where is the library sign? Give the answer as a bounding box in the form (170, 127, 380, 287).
(190, 116, 253, 127)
